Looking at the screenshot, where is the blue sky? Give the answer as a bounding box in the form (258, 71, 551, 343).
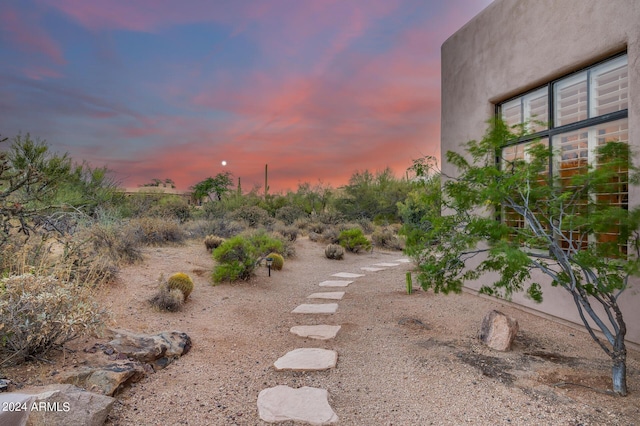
(0, 0, 492, 191)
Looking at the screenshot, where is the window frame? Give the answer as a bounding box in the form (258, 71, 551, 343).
(496, 52, 629, 253)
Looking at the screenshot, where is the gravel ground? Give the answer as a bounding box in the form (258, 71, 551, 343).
(8, 237, 640, 425)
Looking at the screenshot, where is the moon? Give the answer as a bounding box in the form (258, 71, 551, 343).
(221, 160, 227, 166)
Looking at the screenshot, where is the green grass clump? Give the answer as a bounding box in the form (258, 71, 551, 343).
(338, 228, 372, 253)
(167, 272, 194, 300)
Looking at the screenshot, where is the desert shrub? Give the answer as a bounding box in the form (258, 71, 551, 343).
(0, 235, 51, 275)
(356, 218, 375, 234)
(149, 286, 184, 312)
(338, 228, 372, 253)
(275, 205, 306, 225)
(275, 224, 298, 242)
(266, 252, 284, 270)
(317, 211, 344, 225)
(321, 227, 339, 244)
(308, 232, 321, 242)
(84, 220, 144, 265)
(308, 222, 326, 234)
(371, 227, 405, 251)
(293, 217, 311, 232)
(203, 218, 247, 239)
(0, 273, 107, 366)
(230, 206, 272, 228)
(204, 235, 226, 251)
(245, 230, 285, 257)
(212, 236, 258, 282)
(129, 217, 185, 245)
(325, 244, 344, 260)
(167, 272, 194, 300)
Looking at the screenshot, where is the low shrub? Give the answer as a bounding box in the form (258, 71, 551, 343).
(129, 217, 185, 245)
(338, 228, 372, 253)
(275, 205, 306, 225)
(212, 236, 258, 282)
(308, 232, 321, 242)
(0, 273, 107, 366)
(149, 287, 184, 312)
(167, 272, 194, 300)
(230, 206, 272, 228)
(204, 235, 226, 252)
(371, 227, 405, 251)
(321, 227, 339, 244)
(266, 252, 284, 270)
(308, 222, 326, 234)
(325, 244, 344, 260)
(275, 224, 298, 242)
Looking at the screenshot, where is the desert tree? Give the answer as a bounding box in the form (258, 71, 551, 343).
(405, 119, 638, 396)
(191, 171, 233, 203)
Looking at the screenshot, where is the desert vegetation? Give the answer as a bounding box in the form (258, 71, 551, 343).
(0, 132, 414, 370)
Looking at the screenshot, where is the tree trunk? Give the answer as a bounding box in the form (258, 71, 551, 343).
(612, 355, 627, 396)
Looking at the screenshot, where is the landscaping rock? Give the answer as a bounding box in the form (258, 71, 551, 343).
(307, 292, 345, 300)
(0, 384, 114, 426)
(292, 303, 338, 314)
(274, 348, 338, 371)
(318, 280, 352, 287)
(290, 325, 341, 340)
(331, 272, 364, 278)
(58, 362, 146, 396)
(107, 329, 192, 370)
(479, 310, 519, 351)
(257, 385, 338, 424)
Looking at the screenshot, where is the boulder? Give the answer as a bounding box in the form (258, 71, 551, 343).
(58, 362, 146, 396)
(0, 384, 114, 426)
(479, 310, 519, 351)
(107, 329, 192, 371)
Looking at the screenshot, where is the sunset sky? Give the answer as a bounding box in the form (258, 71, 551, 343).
(0, 0, 492, 192)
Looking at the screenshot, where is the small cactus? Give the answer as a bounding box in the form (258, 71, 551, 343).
(266, 252, 284, 270)
(325, 244, 344, 260)
(204, 235, 226, 252)
(167, 272, 194, 301)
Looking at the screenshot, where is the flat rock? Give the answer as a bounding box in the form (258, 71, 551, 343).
(0, 384, 115, 426)
(107, 329, 192, 371)
(393, 258, 411, 263)
(360, 267, 386, 272)
(292, 303, 338, 314)
(331, 272, 365, 278)
(257, 386, 338, 424)
(307, 292, 345, 300)
(274, 348, 338, 371)
(58, 362, 147, 396)
(290, 325, 342, 340)
(318, 280, 352, 287)
(373, 262, 401, 267)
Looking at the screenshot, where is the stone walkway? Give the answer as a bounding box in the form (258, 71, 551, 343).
(256, 256, 409, 424)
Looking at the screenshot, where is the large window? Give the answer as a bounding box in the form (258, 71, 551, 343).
(498, 53, 628, 253)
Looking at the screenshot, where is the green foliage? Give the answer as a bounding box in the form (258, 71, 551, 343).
(333, 167, 414, 222)
(407, 118, 638, 395)
(212, 236, 258, 282)
(275, 205, 307, 225)
(266, 252, 284, 270)
(0, 273, 107, 366)
(372, 226, 404, 251)
(167, 272, 194, 300)
(191, 172, 233, 203)
(324, 244, 344, 260)
(338, 228, 372, 253)
(230, 205, 272, 228)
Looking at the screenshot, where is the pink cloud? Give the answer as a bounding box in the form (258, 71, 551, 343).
(0, 5, 65, 66)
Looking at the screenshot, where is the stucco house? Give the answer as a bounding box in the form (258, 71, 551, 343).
(441, 0, 640, 346)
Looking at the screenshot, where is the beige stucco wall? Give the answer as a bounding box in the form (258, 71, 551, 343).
(441, 0, 640, 345)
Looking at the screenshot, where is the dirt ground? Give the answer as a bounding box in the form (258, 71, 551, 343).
(5, 237, 640, 425)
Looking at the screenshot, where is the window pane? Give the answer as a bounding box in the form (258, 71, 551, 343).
(501, 98, 521, 128)
(591, 55, 628, 117)
(523, 87, 548, 132)
(554, 72, 588, 126)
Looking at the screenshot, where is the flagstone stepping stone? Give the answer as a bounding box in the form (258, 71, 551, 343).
(274, 348, 338, 371)
(319, 280, 352, 287)
(292, 303, 338, 314)
(360, 267, 386, 272)
(257, 385, 338, 424)
(373, 262, 401, 267)
(290, 325, 342, 340)
(332, 272, 365, 278)
(307, 292, 345, 300)
(394, 258, 412, 263)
